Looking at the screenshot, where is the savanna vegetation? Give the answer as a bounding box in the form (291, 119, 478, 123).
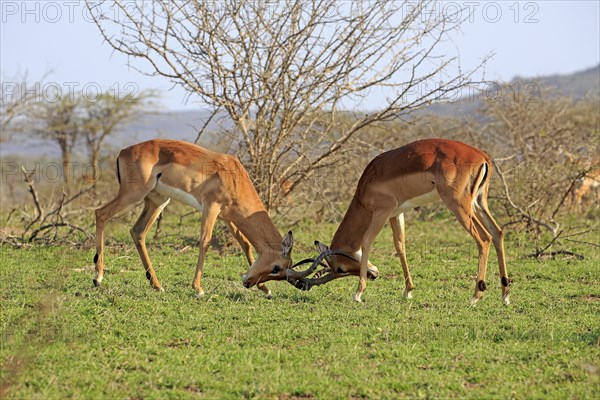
(1, 89, 598, 399)
(1, 1, 598, 398)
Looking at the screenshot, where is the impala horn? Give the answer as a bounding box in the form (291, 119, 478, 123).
(286, 247, 357, 281)
(286, 258, 325, 281)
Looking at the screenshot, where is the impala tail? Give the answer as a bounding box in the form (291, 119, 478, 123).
(471, 161, 489, 211)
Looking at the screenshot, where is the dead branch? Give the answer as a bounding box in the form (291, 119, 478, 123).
(551, 170, 587, 219)
(564, 238, 600, 248)
(28, 223, 93, 243)
(20, 166, 44, 235)
(493, 161, 559, 236)
(527, 250, 585, 260)
(9, 167, 96, 246)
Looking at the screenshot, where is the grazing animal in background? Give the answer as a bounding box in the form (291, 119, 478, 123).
(288, 139, 511, 305)
(559, 148, 600, 210)
(278, 177, 295, 207)
(93, 139, 296, 298)
(571, 167, 600, 210)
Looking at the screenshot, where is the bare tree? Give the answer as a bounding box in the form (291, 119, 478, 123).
(89, 0, 486, 209)
(0, 72, 41, 143)
(28, 94, 80, 183)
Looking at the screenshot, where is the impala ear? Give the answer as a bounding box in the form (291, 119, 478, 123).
(314, 240, 329, 254)
(281, 231, 293, 258)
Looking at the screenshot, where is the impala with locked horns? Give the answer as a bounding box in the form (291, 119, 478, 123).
(94, 139, 298, 298)
(287, 139, 511, 305)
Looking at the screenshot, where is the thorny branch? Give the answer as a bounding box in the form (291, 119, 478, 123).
(493, 161, 559, 236)
(3, 170, 95, 246)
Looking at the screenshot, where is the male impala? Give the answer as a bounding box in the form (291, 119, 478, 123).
(287, 139, 511, 305)
(94, 139, 295, 298)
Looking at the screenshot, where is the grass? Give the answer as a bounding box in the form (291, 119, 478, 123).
(1, 213, 599, 399)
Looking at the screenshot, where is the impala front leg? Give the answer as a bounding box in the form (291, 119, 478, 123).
(390, 214, 415, 299)
(193, 203, 220, 297)
(94, 210, 107, 287)
(257, 283, 272, 299)
(355, 245, 370, 303)
(355, 211, 389, 302)
(226, 221, 272, 299)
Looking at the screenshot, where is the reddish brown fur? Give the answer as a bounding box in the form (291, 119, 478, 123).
(315, 139, 510, 304)
(94, 139, 293, 297)
(331, 139, 490, 261)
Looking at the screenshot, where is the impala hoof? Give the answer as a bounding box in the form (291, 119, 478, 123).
(353, 292, 363, 303)
(470, 297, 480, 306)
(92, 277, 102, 287)
(265, 290, 273, 300)
(403, 288, 413, 299)
(195, 289, 205, 298)
(502, 293, 510, 305)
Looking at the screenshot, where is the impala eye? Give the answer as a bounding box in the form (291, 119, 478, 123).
(272, 265, 281, 274)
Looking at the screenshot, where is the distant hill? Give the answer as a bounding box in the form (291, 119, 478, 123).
(2, 65, 598, 158)
(1, 109, 231, 158)
(514, 64, 599, 98)
(422, 64, 600, 118)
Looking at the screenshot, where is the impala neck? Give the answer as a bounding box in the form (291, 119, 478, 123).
(228, 206, 283, 257)
(330, 195, 373, 253)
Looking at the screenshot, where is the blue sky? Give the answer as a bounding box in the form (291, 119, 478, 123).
(1, 1, 598, 111)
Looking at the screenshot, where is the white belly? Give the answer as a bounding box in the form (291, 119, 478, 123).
(392, 189, 440, 216)
(155, 181, 203, 211)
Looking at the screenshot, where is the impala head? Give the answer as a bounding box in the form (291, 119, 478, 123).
(241, 231, 295, 288)
(312, 241, 359, 273)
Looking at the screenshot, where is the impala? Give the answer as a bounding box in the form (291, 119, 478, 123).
(93, 139, 296, 298)
(560, 148, 600, 210)
(287, 139, 511, 305)
(571, 165, 600, 209)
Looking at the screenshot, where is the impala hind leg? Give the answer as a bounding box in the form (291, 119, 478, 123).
(226, 221, 271, 299)
(475, 200, 510, 305)
(94, 189, 149, 287)
(355, 211, 389, 303)
(192, 202, 221, 297)
(130, 193, 170, 291)
(390, 214, 415, 299)
(441, 197, 492, 305)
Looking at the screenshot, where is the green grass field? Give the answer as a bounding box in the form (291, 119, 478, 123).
(1, 214, 598, 399)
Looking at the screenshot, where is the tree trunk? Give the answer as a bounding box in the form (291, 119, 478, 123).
(61, 146, 71, 183)
(90, 149, 100, 184)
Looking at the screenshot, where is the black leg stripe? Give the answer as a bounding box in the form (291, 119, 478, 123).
(478, 280, 487, 292)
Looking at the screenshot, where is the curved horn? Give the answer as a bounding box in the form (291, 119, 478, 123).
(286, 258, 328, 281)
(287, 249, 357, 281)
(290, 258, 318, 269)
